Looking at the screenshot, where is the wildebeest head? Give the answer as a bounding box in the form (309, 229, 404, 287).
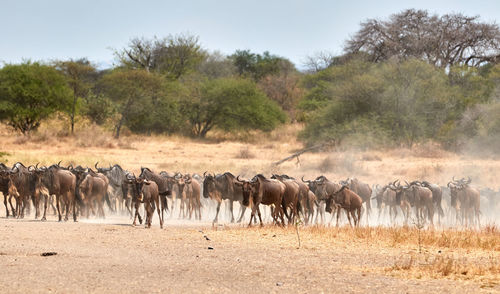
(235, 175, 252, 206)
(202, 172, 216, 199)
(124, 174, 151, 201)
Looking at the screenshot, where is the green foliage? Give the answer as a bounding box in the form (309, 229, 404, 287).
(230, 50, 295, 81)
(182, 77, 286, 137)
(115, 33, 206, 80)
(0, 62, 72, 134)
(98, 69, 180, 138)
(54, 58, 97, 133)
(299, 59, 459, 148)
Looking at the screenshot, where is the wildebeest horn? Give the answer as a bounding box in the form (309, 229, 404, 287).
(11, 166, 19, 174)
(67, 164, 73, 170)
(57, 161, 61, 167)
(203, 171, 207, 177)
(236, 175, 245, 183)
(301, 176, 311, 183)
(28, 165, 35, 172)
(95, 162, 99, 169)
(35, 162, 39, 170)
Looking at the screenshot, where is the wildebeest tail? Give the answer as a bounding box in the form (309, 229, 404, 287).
(105, 191, 115, 213)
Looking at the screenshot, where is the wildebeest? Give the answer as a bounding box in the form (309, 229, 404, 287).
(184, 174, 202, 220)
(372, 184, 398, 223)
(126, 174, 163, 229)
(95, 163, 131, 215)
(71, 166, 111, 218)
(447, 177, 480, 227)
(420, 181, 444, 224)
(139, 167, 170, 222)
(341, 178, 372, 223)
(203, 172, 246, 224)
(391, 180, 434, 225)
(9, 162, 36, 218)
(325, 185, 362, 227)
(32, 164, 78, 221)
(239, 174, 286, 227)
(302, 176, 341, 224)
(271, 174, 300, 224)
(0, 163, 16, 217)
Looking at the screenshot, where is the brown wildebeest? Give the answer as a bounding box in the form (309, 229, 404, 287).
(448, 177, 480, 227)
(0, 164, 16, 217)
(139, 167, 172, 223)
(391, 181, 434, 225)
(9, 163, 37, 218)
(184, 174, 202, 220)
(271, 175, 300, 224)
(95, 163, 130, 214)
(203, 172, 246, 224)
(341, 178, 372, 223)
(325, 186, 362, 227)
(78, 172, 109, 218)
(372, 184, 398, 223)
(420, 181, 444, 224)
(173, 173, 189, 218)
(302, 176, 341, 224)
(33, 164, 78, 222)
(126, 174, 163, 229)
(240, 174, 286, 227)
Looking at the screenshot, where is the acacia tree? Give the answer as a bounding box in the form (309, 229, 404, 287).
(0, 62, 72, 135)
(54, 58, 97, 133)
(182, 78, 286, 137)
(345, 9, 500, 68)
(115, 33, 206, 79)
(98, 69, 167, 138)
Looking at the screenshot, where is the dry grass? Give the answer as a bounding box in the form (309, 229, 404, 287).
(1, 119, 500, 190)
(389, 253, 500, 284)
(235, 146, 255, 159)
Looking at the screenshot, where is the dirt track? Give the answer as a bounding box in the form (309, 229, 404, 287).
(0, 217, 498, 294)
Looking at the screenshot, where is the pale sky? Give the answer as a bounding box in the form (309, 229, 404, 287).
(1, 0, 499, 69)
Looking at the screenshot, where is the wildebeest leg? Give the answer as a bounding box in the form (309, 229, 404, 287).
(55, 194, 62, 221)
(213, 200, 222, 225)
(346, 209, 353, 227)
(41, 194, 48, 221)
(236, 201, 245, 223)
(8, 194, 16, 217)
(156, 197, 163, 229)
(3, 194, 9, 217)
(229, 199, 235, 223)
(257, 205, 264, 227)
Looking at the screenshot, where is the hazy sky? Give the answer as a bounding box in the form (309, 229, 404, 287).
(1, 0, 499, 69)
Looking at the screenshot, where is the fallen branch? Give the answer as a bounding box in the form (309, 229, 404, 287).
(273, 141, 335, 166)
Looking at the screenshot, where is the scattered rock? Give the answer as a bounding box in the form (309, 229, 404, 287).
(207, 247, 214, 250)
(204, 235, 210, 241)
(276, 282, 283, 286)
(41, 252, 57, 257)
(272, 234, 276, 238)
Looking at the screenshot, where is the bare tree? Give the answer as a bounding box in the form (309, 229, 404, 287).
(345, 9, 500, 68)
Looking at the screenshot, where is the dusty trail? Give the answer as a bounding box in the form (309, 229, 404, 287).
(0, 217, 497, 293)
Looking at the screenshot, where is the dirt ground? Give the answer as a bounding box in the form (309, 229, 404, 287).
(1, 123, 499, 293)
(0, 216, 498, 294)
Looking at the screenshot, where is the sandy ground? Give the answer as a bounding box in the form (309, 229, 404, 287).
(0, 215, 498, 294)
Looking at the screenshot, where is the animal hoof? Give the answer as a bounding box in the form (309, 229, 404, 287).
(41, 217, 46, 222)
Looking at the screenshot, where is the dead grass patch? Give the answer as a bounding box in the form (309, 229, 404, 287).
(389, 253, 500, 283)
(235, 146, 255, 159)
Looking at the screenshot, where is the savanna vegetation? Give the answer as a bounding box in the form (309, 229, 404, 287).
(1, 9, 499, 153)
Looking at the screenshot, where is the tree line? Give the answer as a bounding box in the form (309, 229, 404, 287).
(0, 9, 499, 150)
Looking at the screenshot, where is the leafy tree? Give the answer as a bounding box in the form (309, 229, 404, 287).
(115, 33, 206, 79)
(197, 51, 237, 79)
(299, 59, 456, 148)
(54, 58, 97, 133)
(230, 50, 293, 81)
(345, 9, 500, 68)
(182, 78, 286, 137)
(0, 62, 72, 134)
(98, 69, 176, 138)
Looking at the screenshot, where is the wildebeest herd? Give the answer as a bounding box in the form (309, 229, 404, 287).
(0, 161, 497, 228)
